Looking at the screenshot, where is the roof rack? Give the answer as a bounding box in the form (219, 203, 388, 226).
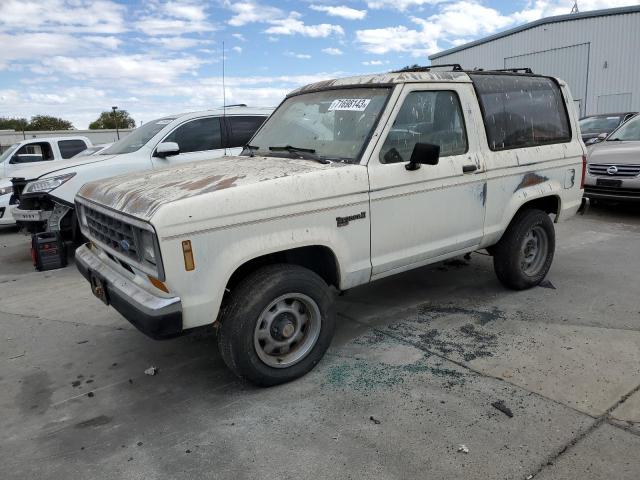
(393, 64, 463, 73)
(491, 68, 534, 74)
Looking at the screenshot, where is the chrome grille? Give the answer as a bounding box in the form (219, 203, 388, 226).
(83, 205, 140, 262)
(588, 164, 640, 177)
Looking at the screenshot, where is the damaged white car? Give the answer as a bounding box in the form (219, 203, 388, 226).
(74, 68, 587, 386)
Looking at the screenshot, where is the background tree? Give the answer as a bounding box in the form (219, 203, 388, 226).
(0, 117, 29, 131)
(25, 115, 74, 131)
(393, 64, 423, 72)
(89, 110, 136, 129)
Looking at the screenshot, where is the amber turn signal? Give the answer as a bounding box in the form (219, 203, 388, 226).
(148, 275, 169, 293)
(182, 240, 195, 271)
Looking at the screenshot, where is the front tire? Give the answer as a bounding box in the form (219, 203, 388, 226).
(492, 209, 555, 290)
(217, 264, 335, 387)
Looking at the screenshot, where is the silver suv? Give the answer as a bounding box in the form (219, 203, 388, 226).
(584, 113, 640, 202)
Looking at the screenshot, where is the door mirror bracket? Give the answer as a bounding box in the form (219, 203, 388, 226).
(405, 143, 440, 171)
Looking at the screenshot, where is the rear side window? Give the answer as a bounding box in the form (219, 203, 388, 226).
(58, 139, 87, 159)
(471, 74, 571, 150)
(225, 116, 267, 147)
(164, 117, 222, 153)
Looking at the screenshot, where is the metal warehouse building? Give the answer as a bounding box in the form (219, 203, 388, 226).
(429, 5, 640, 118)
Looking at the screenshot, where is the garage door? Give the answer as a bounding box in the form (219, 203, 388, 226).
(505, 43, 589, 117)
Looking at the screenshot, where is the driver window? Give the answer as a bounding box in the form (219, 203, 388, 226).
(380, 90, 468, 164)
(164, 117, 222, 154)
(11, 142, 55, 163)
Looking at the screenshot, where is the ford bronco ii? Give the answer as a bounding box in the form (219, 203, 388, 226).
(75, 68, 587, 386)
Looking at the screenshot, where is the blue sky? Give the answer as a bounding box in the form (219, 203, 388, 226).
(0, 0, 636, 128)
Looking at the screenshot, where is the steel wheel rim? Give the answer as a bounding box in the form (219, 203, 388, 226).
(520, 225, 549, 276)
(253, 293, 322, 368)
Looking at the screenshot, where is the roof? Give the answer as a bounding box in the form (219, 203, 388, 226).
(288, 70, 471, 96)
(171, 106, 274, 121)
(429, 5, 640, 60)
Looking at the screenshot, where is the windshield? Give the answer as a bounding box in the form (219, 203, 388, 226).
(100, 117, 177, 155)
(245, 87, 391, 163)
(0, 144, 19, 164)
(608, 115, 640, 141)
(579, 115, 622, 134)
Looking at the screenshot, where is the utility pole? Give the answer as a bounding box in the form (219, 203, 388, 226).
(112, 106, 120, 140)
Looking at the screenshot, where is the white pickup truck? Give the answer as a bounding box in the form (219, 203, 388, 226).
(10, 106, 271, 241)
(74, 68, 587, 386)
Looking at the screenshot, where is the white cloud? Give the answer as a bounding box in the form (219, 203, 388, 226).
(226, 1, 283, 26)
(265, 12, 344, 38)
(232, 33, 246, 41)
(0, 0, 127, 34)
(356, 22, 440, 56)
(84, 36, 122, 50)
(163, 1, 207, 21)
(144, 36, 210, 50)
(310, 5, 367, 20)
(232, 46, 243, 53)
(362, 60, 385, 65)
(420, 1, 513, 38)
(367, 0, 445, 11)
(322, 47, 344, 55)
(0, 33, 80, 69)
(286, 52, 312, 59)
(135, 0, 214, 36)
(42, 55, 204, 85)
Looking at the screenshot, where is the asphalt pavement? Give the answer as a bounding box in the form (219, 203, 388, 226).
(1, 202, 639, 479)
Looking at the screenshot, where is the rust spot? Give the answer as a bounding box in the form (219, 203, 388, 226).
(200, 175, 244, 194)
(515, 172, 548, 192)
(182, 174, 225, 191)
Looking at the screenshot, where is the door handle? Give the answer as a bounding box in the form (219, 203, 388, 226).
(462, 164, 478, 173)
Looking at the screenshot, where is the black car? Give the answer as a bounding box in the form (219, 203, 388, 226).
(579, 112, 637, 145)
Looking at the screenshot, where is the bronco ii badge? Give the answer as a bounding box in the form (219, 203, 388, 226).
(336, 211, 366, 227)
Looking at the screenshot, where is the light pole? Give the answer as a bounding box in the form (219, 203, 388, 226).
(112, 106, 120, 140)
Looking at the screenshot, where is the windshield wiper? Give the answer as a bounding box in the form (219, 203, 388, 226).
(268, 145, 330, 164)
(269, 145, 316, 154)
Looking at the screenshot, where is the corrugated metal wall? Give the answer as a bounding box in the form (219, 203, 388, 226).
(431, 11, 640, 117)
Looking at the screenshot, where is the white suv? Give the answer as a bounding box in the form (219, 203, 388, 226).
(74, 69, 587, 386)
(11, 106, 272, 240)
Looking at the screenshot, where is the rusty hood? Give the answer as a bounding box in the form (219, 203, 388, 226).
(77, 155, 344, 221)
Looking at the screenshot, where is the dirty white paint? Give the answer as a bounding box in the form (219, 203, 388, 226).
(76, 72, 586, 332)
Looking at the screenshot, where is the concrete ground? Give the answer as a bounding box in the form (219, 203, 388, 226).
(1, 202, 639, 480)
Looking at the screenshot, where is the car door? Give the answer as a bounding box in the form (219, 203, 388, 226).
(368, 83, 487, 278)
(5, 141, 56, 176)
(151, 116, 225, 168)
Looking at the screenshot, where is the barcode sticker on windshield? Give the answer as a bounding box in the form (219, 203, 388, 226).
(328, 99, 371, 112)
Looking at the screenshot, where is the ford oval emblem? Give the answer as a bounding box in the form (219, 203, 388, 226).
(120, 239, 130, 251)
(607, 165, 618, 175)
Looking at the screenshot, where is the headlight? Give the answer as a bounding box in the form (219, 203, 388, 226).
(0, 186, 12, 196)
(23, 173, 76, 194)
(139, 230, 157, 265)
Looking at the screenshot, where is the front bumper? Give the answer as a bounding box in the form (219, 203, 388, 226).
(75, 243, 183, 339)
(584, 186, 640, 202)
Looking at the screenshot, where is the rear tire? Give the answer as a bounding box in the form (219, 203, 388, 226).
(217, 264, 335, 387)
(492, 209, 555, 290)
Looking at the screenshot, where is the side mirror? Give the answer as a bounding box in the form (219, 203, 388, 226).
(597, 133, 608, 141)
(155, 142, 180, 158)
(406, 143, 440, 171)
